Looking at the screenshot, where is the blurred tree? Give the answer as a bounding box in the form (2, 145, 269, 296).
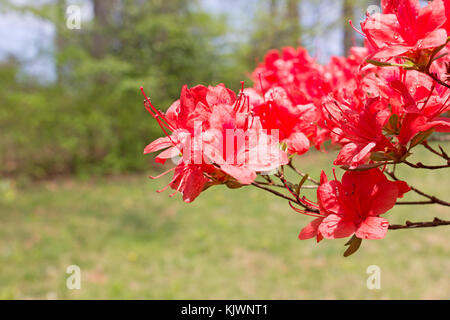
(286, 0, 301, 46)
(0, 0, 376, 178)
(342, 0, 354, 55)
(92, 0, 119, 59)
(246, 0, 302, 67)
(55, 0, 66, 83)
(0, 0, 232, 177)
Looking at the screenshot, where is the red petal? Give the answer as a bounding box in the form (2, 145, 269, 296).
(418, 28, 447, 49)
(319, 171, 328, 184)
(417, 0, 446, 39)
(398, 113, 427, 145)
(369, 181, 400, 216)
(220, 164, 256, 185)
(144, 137, 172, 154)
(396, 0, 419, 43)
(155, 147, 180, 164)
(206, 84, 236, 106)
(418, 118, 450, 132)
(395, 181, 411, 198)
(319, 214, 356, 239)
(355, 217, 389, 240)
(298, 218, 323, 240)
(285, 132, 310, 155)
(317, 180, 344, 215)
(181, 168, 207, 203)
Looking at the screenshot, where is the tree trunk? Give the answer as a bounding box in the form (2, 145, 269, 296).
(342, 0, 354, 55)
(92, 0, 118, 58)
(286, 0, 301, 46)
(270, 0, 277, 16)
(55, 0, 66, 83)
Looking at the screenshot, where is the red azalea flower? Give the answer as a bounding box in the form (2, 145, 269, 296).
(295, 169, 410, 241)
(444, 0, 450, 34)
(142, 84, 224, 202)
(249, 86, 318, 155)
(202, 95, 288, 184)
(389, 80, 450, 145)
(252, 46, 331, 103)
(143, 83, 288, 202)
(361, 0, 447, 60)
(322, 98, 393, 168)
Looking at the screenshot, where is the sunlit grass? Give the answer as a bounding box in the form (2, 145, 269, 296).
(0, 143, 448, 299)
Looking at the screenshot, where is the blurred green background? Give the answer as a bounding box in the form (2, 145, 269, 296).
(0, 0, 448, 299)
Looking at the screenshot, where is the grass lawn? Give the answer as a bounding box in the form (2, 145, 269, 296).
(0, 142, 449, 299)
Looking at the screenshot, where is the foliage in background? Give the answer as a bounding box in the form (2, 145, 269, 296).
(0, 0, 368, 178)
(0, 0, 235, 178)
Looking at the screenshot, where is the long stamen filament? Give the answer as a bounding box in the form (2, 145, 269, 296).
(289, 202, 324, 218)
(140, 87, 176, 131)
(349, 20, 365, 37)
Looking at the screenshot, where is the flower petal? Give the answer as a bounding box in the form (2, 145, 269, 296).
(144, 137, 172, 154)
(319, 214, 356, 239)
(355, 217, 389, 240)
(299, 218, 323, 240)
(284, 132, 310, 155)
(220, 164, 256, 185)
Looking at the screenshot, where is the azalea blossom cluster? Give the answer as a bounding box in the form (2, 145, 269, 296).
(143, 0, 450, 256)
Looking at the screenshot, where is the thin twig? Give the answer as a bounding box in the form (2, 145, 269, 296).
(287, 161, 320, 185)
(275, 168, 320, 214)
(255, 181, 318, 189)
(422, 142, 449, 160)
(386, 170, 450, 207)
(388, 217, 450, 230)
(395, 201, 435, 205)
(425, 72, 450, 90)
(251, 181, 297, 203)
(403, 160, 450, 170)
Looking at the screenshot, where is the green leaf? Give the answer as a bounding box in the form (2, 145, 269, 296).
(409, 129, 434, 149)
(366, 59, 410, 68)
(343, 235, 363, 257)
(295, 174, 309, 196)
(366, 59, 396, 67)
(384, 114, 399, 134)
(340, 162, 388, 171)
(370, 152, 390, 162)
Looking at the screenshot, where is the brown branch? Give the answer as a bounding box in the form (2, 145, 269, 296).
(388, 217, 450, 230)
(275, 168, 320, 214)
(395, 201, 436, 205)
(251, 181, 297, 204)
(255, 181, 318, 189)
(386, 170, 450, 207)
(425, 72, 450, 90)
(403, 160, 450, 170)
(422, 142, 449, 161)
(251, 180, 319, 213)
(287, 161, 320, 185)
